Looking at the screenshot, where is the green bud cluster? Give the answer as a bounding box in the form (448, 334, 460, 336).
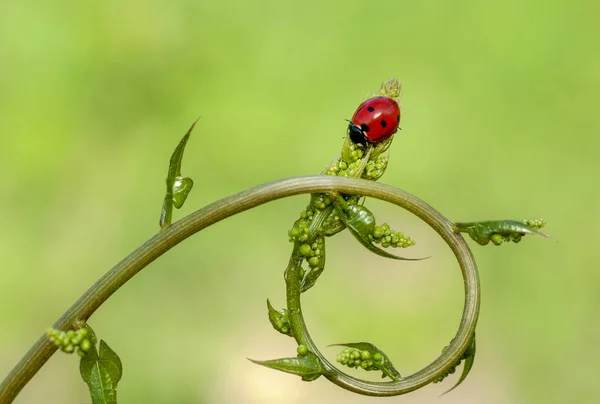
(379, 78, 402, 100)
(325, 156, 367, 178)
(433, 338, 475, 384)
(363, 154, 389, 180)
(299, 237, 324, 269)
(288, 207, 315, 243)
(298, 236, 326, 292)
(288, 194, 339, 243)
(46, 327, 92, 357)
(324, 157, 344, 176)
(369, 223, 415, 248)
(273, 309, 292, 335)
(433, 364, 457, 383)
(325, 137, 374, 178)
(345, 195, 362, 206)
(521, 218, 546, 229)
(341, 141, 366, 165)
(489, 232, 523, 245)
(432, 344, 457, 383)
(310, 194, 332, 210)
(336, 347, 383, 372)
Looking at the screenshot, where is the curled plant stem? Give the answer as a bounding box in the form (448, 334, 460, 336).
(0, 176, 479, 403)
(285, 181, 479, 395)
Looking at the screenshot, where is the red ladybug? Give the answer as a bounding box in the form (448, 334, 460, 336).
(348, 96, 400, 146)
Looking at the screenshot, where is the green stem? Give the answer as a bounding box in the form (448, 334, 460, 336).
(285, 184, 479, 396)
(0, 176, 479, 403)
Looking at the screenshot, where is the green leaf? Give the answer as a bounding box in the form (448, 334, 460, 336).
(160, 119, 197, 228)
(249, 352, 324, 381)
(442, 334, 476, 395)
(83, 323, 98, 346)
(172, 177, 194, 209)
(453, 219, 552, 246)
(321, 216, 346, 236)
(80, 340, 123, 404)
(266, 299, 292, 336)
(300, 263, 324, 293)
(330, 193, 425, 261)
(331, 342, 401, 380)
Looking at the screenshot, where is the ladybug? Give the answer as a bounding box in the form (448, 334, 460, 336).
(348, 96, 400, 146)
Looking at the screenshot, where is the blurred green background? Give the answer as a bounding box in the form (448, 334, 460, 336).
(1, 0, 598, 403)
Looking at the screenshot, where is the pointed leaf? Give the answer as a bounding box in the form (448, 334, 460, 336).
(442, 335, 476, 395)
(454, 219, 552, 246)
(266, 299, 292, 336)
(160, 119, 197, 228)
(330, 194, 425, 261)
(80, 340, 123, 404)
(331, 342, 401, 380)
(249, 352, 323, 381)
(300, 265, 324, 293)
(84, 324, 98, 346)
(350, 230, 426, 261)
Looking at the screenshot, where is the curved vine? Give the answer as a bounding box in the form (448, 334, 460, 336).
(2, 78, 549, 403)
(0, 175, 478, 403)
(283, 181, 479, 396)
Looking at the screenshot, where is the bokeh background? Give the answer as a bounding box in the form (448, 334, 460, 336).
(1, 1, 598, 403)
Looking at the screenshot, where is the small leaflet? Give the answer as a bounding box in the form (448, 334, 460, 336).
(159, 120, 198, 228)
(453, 219, 551, 246)
(249, 352, 324, 381)
(79, 326, 123, 404)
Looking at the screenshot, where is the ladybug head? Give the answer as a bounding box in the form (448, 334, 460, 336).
(347, 121, 368, 146)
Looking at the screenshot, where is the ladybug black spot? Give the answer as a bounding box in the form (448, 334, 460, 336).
(367, 106, 375, 112)
(360, 123, 370, 132)
(397, 115, 400, 122)
(380, 119, 387, 128)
